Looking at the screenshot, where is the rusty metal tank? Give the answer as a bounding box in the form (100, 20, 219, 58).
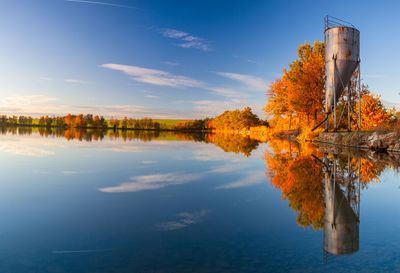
(325, 26, 360, 113)
(323, 172, 359, 255)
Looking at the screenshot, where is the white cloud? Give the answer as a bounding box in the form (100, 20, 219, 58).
(216, 72, 267, 91)
(216, 172, 266, 189)
(163, 61, 180, 66)
(207, 87, 249, 98)
(102, 63, 268, 102)
(62, 170, 92, 175)
(192, 99, 247, 116)
(101, 63, 205, 88)
(382, 100, 400, 110)
(162, 28, 212, 52)
(209, 164, 245, 173)
(0, 95, 56, 106)
(64, 0, 139, 9)
(145, 95, 160, 99)
(192, 148, 241, 162)
(247, 59, 261, 65)
(64, 79, 87, 84)
(155, 209, 209, 231)
(39, 77, 54, 81)
(0, 101, 204, 119)
(99, 172, 203, 193)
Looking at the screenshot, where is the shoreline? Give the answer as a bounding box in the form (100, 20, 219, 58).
(0, 124, 212, 133)
(316, 131, 400, 153)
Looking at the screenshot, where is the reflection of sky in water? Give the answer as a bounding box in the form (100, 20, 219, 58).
(0, 133, 399, 272)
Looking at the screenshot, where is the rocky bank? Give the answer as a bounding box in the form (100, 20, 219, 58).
(318, 131, 400, 152)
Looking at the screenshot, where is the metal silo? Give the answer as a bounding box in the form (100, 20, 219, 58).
(312, 16, 361, 132)
(325, 24, 360, 111)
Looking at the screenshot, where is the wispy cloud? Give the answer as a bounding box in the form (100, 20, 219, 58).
(216, 172, 266, 189)
(162, 28, 212, 52)
(216, 72, 267, 91)
(53, 249, 113, 254)
(382, 100, 400, 110)
(192, 148, 241, 162)
(0, 101, 203, 119)
(101, 64, 205, 88)
(0, 142, 55, 157)
(64, 0, 139, 9)
(247, 59, 262, 65)
(39, 77, 54, 81)
(102, 63, 267, 102)
(142, 161, 158, 164)
(145, 94, 160, 99)
(155, 209, 209, 231)
(208, 164, 245, 173)
(0, 95, 56, 106)
(163, 61, 180, 66)
(207, 87, 249, 98)
(192, 99, 249, 116)
(62, 170, 92, 175)
(64, 79, 87, 84)
(99, 172, 203, 193)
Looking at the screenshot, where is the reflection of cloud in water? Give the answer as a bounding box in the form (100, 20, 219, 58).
(33, 170, 50, 174)
(209, 164, 245, 173)
(52, 249, 113, 254)
(0, 142, 54, 157)
(216, 172, 266, 189)
(192, 148, 241, 162)
(0, 135, 206, 155)
(62, 170, 92, 175)
(99, 172, 203, 193)
(142, 160, 158, 164)
(155, 209, 209, 231)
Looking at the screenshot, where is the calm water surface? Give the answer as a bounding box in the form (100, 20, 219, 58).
(0, 129, 399, 272)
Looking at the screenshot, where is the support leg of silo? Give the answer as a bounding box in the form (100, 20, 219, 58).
(348, 81, 351, 132)
(333, 103, 337, 132)
(333, 58, 337, 132)
(325, 112, 329, 132)
(358, 64, 361, 131)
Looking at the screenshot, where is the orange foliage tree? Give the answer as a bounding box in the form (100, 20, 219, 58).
(355, 93, 396, 130)
(264, 139, 325, 229)
(265, 41, 325, 130)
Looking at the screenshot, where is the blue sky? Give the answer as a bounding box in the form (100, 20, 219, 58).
(1, 0, 400, 119)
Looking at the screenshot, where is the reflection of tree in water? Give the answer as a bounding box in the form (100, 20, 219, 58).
(0, 127, 261, 156)
(265, 139, 325, 229)
(264, 139, 392, 231)
(208, 134, 260, 157)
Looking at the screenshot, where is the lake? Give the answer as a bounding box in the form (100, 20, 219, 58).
(0, 128, 399, 272)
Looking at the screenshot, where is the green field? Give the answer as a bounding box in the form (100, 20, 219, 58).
(153, 119, 189, 126)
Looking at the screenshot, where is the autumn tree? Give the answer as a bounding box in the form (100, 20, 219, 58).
(265, 41, 325, 129)
(355, 93, 396, 130)
(213, 108, 261, 131)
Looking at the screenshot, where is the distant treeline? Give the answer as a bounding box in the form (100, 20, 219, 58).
(0, 107, 267, 132)
(1, 114, 164, 130)
(1, 126, 261, 157)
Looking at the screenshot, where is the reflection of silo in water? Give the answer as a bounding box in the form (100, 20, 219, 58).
(325, 26, 360, 114)
(323, 171, 359, 255)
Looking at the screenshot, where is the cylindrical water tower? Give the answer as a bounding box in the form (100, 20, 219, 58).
(325, 22, 360, 114)
(312, 16, 361, 132)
